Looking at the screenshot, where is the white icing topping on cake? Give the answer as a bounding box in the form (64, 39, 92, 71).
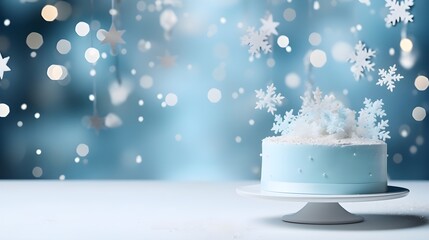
(263, 135, 385, 146)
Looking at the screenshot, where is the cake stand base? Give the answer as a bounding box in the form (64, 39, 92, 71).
(282, 202, 363, 224)
(236, 184, 409, 225)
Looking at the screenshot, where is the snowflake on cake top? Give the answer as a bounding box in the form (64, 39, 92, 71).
(348, 41, 376, 81)
(384, 0, 414, 27)
(255, 83, 284, 115)
(356, 98, 390, 141)
(376, 64, 404, 92)
(266, 87, 390, 141)
(241, 13, 278, 59)
(272, 88, 355, 138)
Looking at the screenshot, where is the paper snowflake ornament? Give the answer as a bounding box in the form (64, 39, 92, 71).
(241, 27, 271, 59)
(255, 83, 284, 115)
(357, 98, 390, 141)
(348, 41, 376, 80)
(102, 24, 126, 53)
(260, 14, 279, 36)
(376, 64, 404, 92)
(0, 53, 11, 80)
(385, 0, 414, 26)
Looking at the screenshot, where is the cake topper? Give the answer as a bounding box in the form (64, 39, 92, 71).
(256, 86, 390, 141)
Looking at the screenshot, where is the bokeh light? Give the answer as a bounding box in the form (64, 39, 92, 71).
(400, 38, 413, 53)
(310, 49, 327, 68)
(165, 93, 178, 107)
(47, 64, 67, 81)
(283, 8, 296, 21)
(56, 39, 71, 54)
(208, 88, 222, 103)
(308, 32, 321, 46)
(414, 75, 429, 91)
(0, 103, 10, 117)
(41, 5, 58, 22)
(277, 35, 289, 48)
(412, 107, 426, 121)
(139, 75, 153, 89)
(85, 47, 100, 64)
(26, 32, 43, 50)
(285, 72, 301, 89)
(76, 144, 89, 157)
(75, 21, 90, 37)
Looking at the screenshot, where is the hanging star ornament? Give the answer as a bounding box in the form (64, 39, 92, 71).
(0, 53, 11, 80)
(260, 13, 279, 36)
(158, 51, 177, 68)
(84, 113, 106, 133)
(102, 23, 126, 54)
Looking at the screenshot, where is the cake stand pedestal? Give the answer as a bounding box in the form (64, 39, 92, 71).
(236, 184, 409, 225)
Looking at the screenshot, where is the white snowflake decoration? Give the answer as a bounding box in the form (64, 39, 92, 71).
(268, 88, 390, 142)
(255, 83, 284, 115)
(241, 27, 271, 59)
(384, 0, 414, 26)
(348, 41, 376, 80)
(241, 13, 279, 59)
(357, 98, 390, 141)
(376, 64, 404, 92)
(272, 110, 295, 135)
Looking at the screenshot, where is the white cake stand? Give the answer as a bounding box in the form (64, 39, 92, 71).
(236, 184, 409, 225)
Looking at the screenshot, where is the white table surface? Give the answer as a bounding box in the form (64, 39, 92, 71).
(0, 180, 428, 240)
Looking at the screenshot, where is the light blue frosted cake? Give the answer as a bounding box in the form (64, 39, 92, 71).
(261, 136, 387, 194)
(255, 86, 390, 195)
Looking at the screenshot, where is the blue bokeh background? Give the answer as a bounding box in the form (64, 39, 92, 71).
(0, 0, 427, 180)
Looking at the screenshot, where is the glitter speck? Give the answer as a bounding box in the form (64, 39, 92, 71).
(36, 149, 42, 155)
(353, 153, 357, 157)
(369, 172, 373, 177)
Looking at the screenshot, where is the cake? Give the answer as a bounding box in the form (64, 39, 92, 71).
(255, 86, 390, 195)
(261, 136, 387, 194)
